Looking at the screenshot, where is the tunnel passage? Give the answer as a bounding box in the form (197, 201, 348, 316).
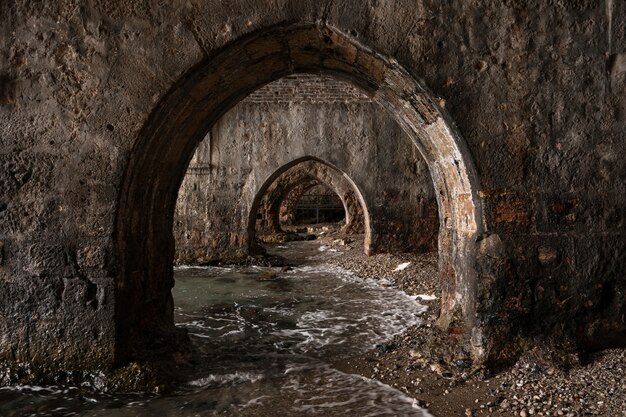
(283, 183, 366, 236)
(116, 23, 482, 365)
(0, 0, 622, 389)
(257, 178, 325, 235)
(278, 179, 327, 228)
(173, 73, 435, 264)
(250, 157, 370, 252)
(289, 184, 347, 226)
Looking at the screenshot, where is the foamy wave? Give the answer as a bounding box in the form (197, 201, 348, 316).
(265, 264, 427, 356)
(286, 365, 434, 417)
(188, 371, 264, 387)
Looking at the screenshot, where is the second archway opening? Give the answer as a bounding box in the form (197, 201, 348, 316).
(169, 74, 443, 415)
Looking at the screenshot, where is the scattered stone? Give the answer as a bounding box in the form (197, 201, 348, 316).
(393, 262, 411, 271)
(416, 294, 437, 301)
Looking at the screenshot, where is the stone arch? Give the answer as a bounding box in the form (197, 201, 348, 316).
(258, 178, 346, 234)
(249, 156, 370, 252)
(115, 23, 483, 364)
(278, 179, 325, 227)
(280, 179, 365, 234)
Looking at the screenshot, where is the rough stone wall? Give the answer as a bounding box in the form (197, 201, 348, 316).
(174, 75, 436, 264)
(0, 0, 624, 373)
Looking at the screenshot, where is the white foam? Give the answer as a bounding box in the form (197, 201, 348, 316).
(0, 385, 65, 394)
(188, 371, 264, 387)
(258, 263, 427, 356)
(415, 294, 438, 301)
(240, 395, 271, 408)
(286, 366, 434, 417)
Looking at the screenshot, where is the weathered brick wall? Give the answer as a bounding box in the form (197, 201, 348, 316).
(244, 74, 372, 104)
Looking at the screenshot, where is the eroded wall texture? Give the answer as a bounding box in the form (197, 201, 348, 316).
(0, 0, 624, 373)
(173, 75, 437, 264)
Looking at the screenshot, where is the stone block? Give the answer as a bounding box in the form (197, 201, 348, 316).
(77, 246, 106, 270)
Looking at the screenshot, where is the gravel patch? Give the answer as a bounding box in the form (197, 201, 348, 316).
(475, 348, 626, 417)
(322, 236, 626, 417)
(328, 246, 439, 303)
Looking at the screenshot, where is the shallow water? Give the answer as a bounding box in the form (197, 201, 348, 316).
(1, 242, 432, 417)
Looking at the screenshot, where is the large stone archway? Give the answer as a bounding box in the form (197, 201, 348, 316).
(248, 156, 371, 253)
(115, 23, 482, 364)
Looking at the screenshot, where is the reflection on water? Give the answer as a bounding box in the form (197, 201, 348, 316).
(1, 242, 432, 417)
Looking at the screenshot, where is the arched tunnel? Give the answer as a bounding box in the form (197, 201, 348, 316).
(1, 4, 624, 417)
(118, 25, 481, 369)
(249, 157, 368, 245)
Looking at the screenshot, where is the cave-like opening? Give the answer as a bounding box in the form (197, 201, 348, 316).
(115, 24, 482, 371)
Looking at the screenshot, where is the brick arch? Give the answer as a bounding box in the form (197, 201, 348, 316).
(115, 23, 483, 364)
(249, 156, 371, 253)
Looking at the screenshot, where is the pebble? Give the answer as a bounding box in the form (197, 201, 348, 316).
(325, 236, 626, 417)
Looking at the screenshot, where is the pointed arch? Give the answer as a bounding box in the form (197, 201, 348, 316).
(114, 23, 483, 363)
(248, 155, 372, 253)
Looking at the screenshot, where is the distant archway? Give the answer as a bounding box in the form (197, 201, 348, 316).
(115, 23, 483, 364)
(290, 183, 346, 225)
(281, 180, 364, 233)
(249, 156, 371, 253)
(278, 179, 326, 228)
